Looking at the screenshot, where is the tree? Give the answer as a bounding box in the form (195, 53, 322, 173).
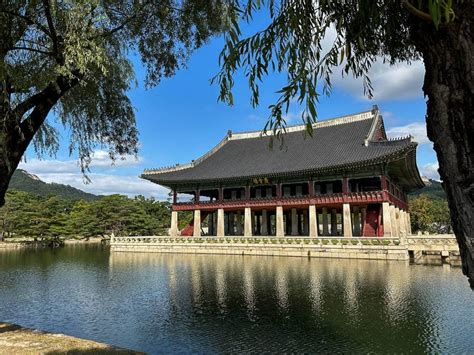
(0, 0, 231, 205)
(410, 194, 452, 234)
(213, 1, 474, 286)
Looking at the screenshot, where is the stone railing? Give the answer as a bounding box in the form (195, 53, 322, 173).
(112, 235, 402, 247)
(172, 191, 391, 211)
(406, 234, 458, 251)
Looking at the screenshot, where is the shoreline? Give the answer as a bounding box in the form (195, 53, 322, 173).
(0, 237, 106, 249)
(0, 322, 143, 354)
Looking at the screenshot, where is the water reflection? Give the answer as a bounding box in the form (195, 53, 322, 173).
(0, 247, 473, 354)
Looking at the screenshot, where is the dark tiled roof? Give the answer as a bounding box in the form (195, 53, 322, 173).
(143, 110, 420, 186)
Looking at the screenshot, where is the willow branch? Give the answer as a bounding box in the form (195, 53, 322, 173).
(401, 0, 433, 23)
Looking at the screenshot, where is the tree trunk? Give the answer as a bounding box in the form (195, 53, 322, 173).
(412, 3, 474, 287)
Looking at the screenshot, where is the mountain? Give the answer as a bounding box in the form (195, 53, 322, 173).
(9, 169, 99, 201)
(409, 179, 446, 200)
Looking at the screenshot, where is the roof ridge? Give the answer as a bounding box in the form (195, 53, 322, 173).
(230, 107, 376, 140)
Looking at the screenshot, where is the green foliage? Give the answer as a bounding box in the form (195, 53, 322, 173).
(0, 1, 231, 176)
(213, 0, 461, 134)
(409, 193, 451, 234)
(408, 179, 446, 200)
(0, 189, 172, 239)
(9, 169, 98, 201)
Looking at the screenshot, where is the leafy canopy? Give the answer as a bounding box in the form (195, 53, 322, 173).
(1, 0, 231, 172)
(213, 0, 460, 136)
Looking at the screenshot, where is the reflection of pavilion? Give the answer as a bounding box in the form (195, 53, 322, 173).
(143, 107, 423, 239)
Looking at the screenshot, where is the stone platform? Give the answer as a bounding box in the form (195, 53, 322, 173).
(111, 235, 460, 264)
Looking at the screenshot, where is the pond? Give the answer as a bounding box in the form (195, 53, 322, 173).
(0, 245, 473, 353)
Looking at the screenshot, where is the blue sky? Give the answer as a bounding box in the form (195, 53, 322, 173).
(19, 21, 439, 200)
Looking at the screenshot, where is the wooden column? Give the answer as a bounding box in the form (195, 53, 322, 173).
(208, 211, 214, 236)
(261, 210, 268, 235)
(172, 190, 177, 204)
(353, 206, 361, 236)
(322, 207, 329, 235)
(308, 180, 314, 196)
(291, 208, 298, 235)
(331, 208, 338, 236)
(361, 207, 367, 236)
(236, 211, 243, 235)
(342, 177, 349, 194)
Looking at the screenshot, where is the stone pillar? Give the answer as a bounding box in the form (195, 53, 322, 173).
(406, 212, 412, 236)
(360, 207, 367, 236)
(343, 203, 352, 237)
(353, 206, 361, 236)
(244, 207, 252, 236)
(302, 210, 309, 235)
(276, 206, 284, 237)
(217, 208, 225, 236)
(236, 210, 243, 235)
(382, 202, 392, 237)
(309, 205, 318, 237)
(331, 208, 338, 236)
(322, 207, 329, 235)
(291, 208, 298, 235)
(193, 210, 201, 237)
(170, 210, 178, 236)
(261, 209, 268, 235)
(208, 211, 214, 236)
(391, 206, 399, 238)
(399, 209, 407, 237)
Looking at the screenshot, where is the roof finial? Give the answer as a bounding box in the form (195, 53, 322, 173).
(227, 130, 232, 138)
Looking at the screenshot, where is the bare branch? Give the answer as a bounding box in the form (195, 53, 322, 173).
(0, 9, 52, 38)
(10, 46, 53, 56)
(41, 0, 60, 59)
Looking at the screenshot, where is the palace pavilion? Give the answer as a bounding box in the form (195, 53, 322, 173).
(142, 107, 425, 238)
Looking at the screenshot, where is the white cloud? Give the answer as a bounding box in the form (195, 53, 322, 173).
(88, 150, 142, 167)
(386, 122, 430, 145)
(421, 162, 440, 181)
(333, 60, 425, 101)
(35, 172, 170, 199)
(18, 151, 169, 200)
(19, 150, 141, 174)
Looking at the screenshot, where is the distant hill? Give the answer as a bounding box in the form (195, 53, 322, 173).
(9, 169, 99, 201)
(409, 179, 446, 200)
